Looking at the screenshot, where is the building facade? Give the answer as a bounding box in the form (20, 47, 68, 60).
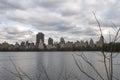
(36, 32, 44, 47)
(48, 37, 53, 45)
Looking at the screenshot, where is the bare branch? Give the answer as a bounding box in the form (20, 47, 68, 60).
(93, 12, 103, 36)
(72, 54, 95, 80)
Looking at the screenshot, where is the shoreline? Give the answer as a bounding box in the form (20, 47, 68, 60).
(0, 50, 119, 52)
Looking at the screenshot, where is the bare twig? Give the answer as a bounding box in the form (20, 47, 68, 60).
(102, 52, 110, 80)
(72, 54, 95, 80)
(18, 67, 32, 80)
(41, 64, 51, 80)
(75, 53, 105, 80)
(93, 12, 103, 36)
(9, 58, 23, 80)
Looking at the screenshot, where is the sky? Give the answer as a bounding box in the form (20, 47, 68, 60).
(0, 0, 120, 44)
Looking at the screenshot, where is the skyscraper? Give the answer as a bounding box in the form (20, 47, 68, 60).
(48, 37, 53, 45)
(36, 32, 44, 47)
(89, 38, 95, 48)
(97, 35, 104, 47)
(60, 37, 65, 44)
(59, 37, 65, 49)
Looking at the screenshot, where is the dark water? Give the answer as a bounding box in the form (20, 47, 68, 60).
(0, 52, 119, 80)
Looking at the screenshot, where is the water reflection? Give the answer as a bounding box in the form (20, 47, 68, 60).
(0, 52, 119, 80)
(0, 52, 37, 80)
(36, 52, 66, 80)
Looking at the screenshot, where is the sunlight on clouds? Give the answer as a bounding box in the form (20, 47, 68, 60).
(24, 35, 30, 38)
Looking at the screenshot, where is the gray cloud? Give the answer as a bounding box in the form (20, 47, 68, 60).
(0, 24, 35, 43)
(0, 0, 119, 43)
(37, 0, 65, 8)
(6, 27, 33, 35)
(71, 27, 97, 36)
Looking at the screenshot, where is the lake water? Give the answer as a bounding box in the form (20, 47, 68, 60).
(0, 52, 119, 80)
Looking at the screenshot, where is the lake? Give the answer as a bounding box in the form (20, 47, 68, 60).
(0, 52, 119, 80)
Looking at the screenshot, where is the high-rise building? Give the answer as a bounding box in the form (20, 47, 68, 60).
(48, 37, 53, 45)
(59, 37, 65, 49)
(60, 37, 65, 44)
(97, 35, 104, 47)
(85, 41, 89, 47)
(89, 39, 95, 48)
(36, 32, 44, 47)
(38, 39, 44, 50)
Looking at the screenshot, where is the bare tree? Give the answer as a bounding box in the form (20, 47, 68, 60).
(73, 12, 120, 80)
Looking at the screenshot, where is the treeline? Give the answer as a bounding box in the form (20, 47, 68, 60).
(103, 42, 120, 52)
(0, 42, 119, 52)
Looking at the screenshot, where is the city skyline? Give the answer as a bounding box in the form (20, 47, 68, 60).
(0, 0, 120, 44)
(0, 32, 106, 51)
(0, 32, 102, 45)
(0, 32, 119, 51)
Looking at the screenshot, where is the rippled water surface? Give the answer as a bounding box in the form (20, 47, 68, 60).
(0, 52, 119, 80)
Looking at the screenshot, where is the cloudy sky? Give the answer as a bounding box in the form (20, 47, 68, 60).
(0, 0, 120, 44)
